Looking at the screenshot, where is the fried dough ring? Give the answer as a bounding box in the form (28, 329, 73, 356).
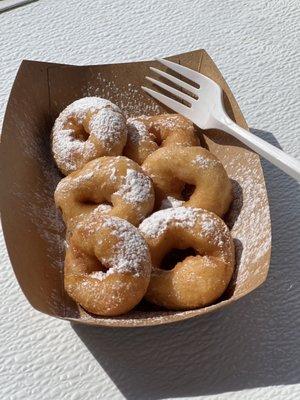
(52, 97, 127, 175)
(65, 215, 152, 316)
(139, 207, 235, 310)
(142, 146, 232, 216)
(55, 156, 154, 230)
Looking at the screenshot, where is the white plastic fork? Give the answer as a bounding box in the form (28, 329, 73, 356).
(142, 58, 300, 181)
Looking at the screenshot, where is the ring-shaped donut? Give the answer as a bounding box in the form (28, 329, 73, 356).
(52, 97, 127, 175)
(139, 207, 235, 310)
(65, 215, 152, 316)
(55, 156, 155, 230)
(142, 146, 232, 216)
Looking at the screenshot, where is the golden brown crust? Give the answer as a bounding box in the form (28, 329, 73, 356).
(123, 114, 200, 164)
(142, 146, 232, 216)
(139, 207, 235, 310)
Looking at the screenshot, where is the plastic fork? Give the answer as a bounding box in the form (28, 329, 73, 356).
(142, 58, 300, 181)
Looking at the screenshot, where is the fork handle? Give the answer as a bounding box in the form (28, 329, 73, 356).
(214, 116, 300, 181)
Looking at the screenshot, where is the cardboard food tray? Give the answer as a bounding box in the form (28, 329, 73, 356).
(0, 49, 271, 327)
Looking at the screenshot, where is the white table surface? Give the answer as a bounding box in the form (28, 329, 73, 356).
(1, 1, 299, 399)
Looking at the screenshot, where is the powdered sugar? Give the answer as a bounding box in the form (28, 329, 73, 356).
(115, 168, 153, 205)
(199, 212, 226, 247)
(89, 271, 107, 279)
(109, 166, 117, 182)
(99, 158, 119, 182)
(89, 106, 126, 148)
(89, 216, 150, 280)
(74, 171, 94, 183)
(85, 76, 161, 117)
(52, 131, 96, 173)
(60, 97, 119, 123)
(90, 203, 112, 214)
(139, 207, 197, 239)
(192, 155, 220, 169)
(126, 118, 151, 144)
(142, 114, 193, 131)
(222, 150, 271, 288)
(140, 207, 227, 249)
(11, 133, 65, 310)
(54, 169, 95, 195)
(160, 196, 184, 209)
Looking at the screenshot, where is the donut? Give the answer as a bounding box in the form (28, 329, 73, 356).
(55, 156, 155, 230)
(52, 97, 127, 175)
(139, 207, 235, 310)
(55, 156, 153, 229)
(65, 215, 152, 316)
(123, 114, 200, 164)
(142, 146, 232, 216)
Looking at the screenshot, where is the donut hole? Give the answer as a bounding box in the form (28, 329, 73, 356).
(81, 198, 100, 206)
(161, 247, 197, 270)
(181, 183, 196, 200)
(86, 256, 108, 275)
(66, 117, 90, 141)
(155, 135, 163, 146)
(148, 127, 163, 146)
(81, 198, 113, 208)
(73, 125, 90, 142)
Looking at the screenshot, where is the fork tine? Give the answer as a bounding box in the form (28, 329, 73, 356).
(146, 77, 194, 104)
(141, 86, 191, 115)
(156, 58, 212, 85)
(149, 67, 198, 95)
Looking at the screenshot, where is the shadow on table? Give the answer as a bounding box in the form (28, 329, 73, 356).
(72, 129, 300, 399)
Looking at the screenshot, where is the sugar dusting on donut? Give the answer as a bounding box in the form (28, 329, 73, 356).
(52, 97, 126, 173)
(139, 207, 197, 239)
(126, 118, 152, 144)
(63, 97, 118, 122)
(53, 132, 96, 174)
(141, 114, 193, 131)
(88, 217, 150, 280)
(99, 158, 119, 182)
(139, 207, 229, 249)
(73, 171, 95, 184)
(192, 155, 220, 169)
(199, 214, 227, 247)
(54, 169, 96, 195)
(89, 107, 126, 149)
(89, 203, 112, 215)
(116, 168, 153, 205)
(160, 196, 184, 209)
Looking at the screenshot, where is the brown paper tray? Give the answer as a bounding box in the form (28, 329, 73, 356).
(0, 49, 271, 327)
